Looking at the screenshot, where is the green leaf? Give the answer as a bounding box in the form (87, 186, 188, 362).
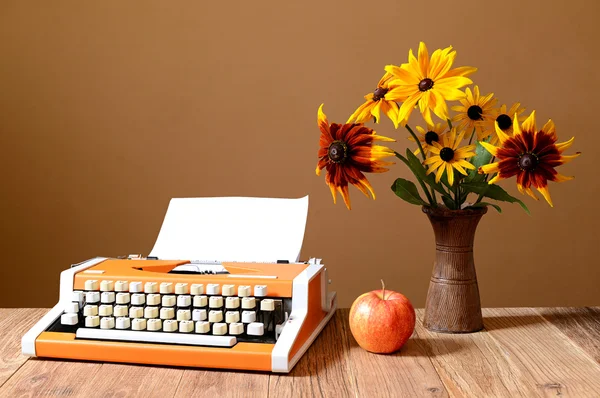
(468, 202, 502, 213)
(405, 149, 451, 199)
(441, 194, 457, 210)
(461, 182, 530, 214)
(464, 140, 493, 183)
(391, 178, 427, 206)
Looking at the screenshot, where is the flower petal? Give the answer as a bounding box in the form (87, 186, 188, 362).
(522, 110, 537, 133)
(418, 41, 429, 78)
(446, 163, 454, 185)
(536, 185, 553, 207)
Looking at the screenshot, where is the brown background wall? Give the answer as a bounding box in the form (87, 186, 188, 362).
(1, 1, 598, 309)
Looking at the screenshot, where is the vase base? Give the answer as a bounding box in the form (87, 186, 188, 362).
(423, 325, 484, 334)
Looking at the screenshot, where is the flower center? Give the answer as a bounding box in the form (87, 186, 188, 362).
(373, 87, 389, 101)
(328, 141, 347, 163)
(467, 105, 483, 121)
(518, 153, 538, 171)
(496, 114, 512, 131)
(439, 147, 455, 162)
(425, 131, 439, 145)
(418, 78, 434, 92)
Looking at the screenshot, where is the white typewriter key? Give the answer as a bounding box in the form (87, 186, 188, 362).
(99, 305, 113, 316)
(61, 313, 78, 325)
(144, 282, 158, 294)
(65, 302, 79, 313)
(100, 280, 114, 292)
(222, 284, 235, 296)
(241, 311, 256, 323)
(131, 293, 145, 306)
(101, 291, 116, 304)
(72, 291, 85, 305)
(192, 309, 207, 321)
(177, 309, 191, 321)
(86, 291, 100, 303)
(132, 318, 147, 331)
(162, 295, 176, 307)
(241, 297, 256, 309)
(207, 284, 220, 295)
(193, 295, 208, 307)
(147, 294, 161, 306)
(160, 307, 175, 320)
(116, 292, 130, 304)
(85, 280, 99, 291)
(163, 320, 178, 332)
(226, 297, 240, 309)
(86, 316, 100, 328)
(261, 299, 275, 311)
(195, 321, 210, 334)
(115, 280, 129, 292)
(100, 317, 115, 329)
(114, 305, 128, 317)
(175, 283, 189, 295)
(129, 281, 143, 293)
(208, 310, 223, 323)
(225, 311, 240, 324)
(237, 285, 251, 297)
(177, 295, 191, 307)
(129, 307, 144, 318)
(229, 322, 244, 335)
(144, 307, 159, 319)
(254, 285, 267, 297)
(116, 317, 131, 329)
(84, 305, 98, 317)
(159, 282, 173, 294)
(179, 320, 194, 333)
(147, 319, 162, 331)
(247, 322, 264, 336)
(213, 323, 227, 335)
(209, 296, 223, 308)
(190, 284, 204, 295)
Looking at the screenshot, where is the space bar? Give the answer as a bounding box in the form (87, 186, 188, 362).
(76, 328, 237, 347)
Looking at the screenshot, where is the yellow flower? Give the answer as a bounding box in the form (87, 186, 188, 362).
(347, 72, 400, 128)
(478, 111, 580, 207)
(484, 102, 526, 145)
(316, 104, 395, 209)
(423, 128, 476, 186)
(451, 86, 497, 140)
(384, 42, 477, 126)
(409, 122, 448, 156)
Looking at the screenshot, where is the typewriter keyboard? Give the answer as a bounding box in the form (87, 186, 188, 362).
(58, 280, 287, 347)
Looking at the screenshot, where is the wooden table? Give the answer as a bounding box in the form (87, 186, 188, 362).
(1, 308, 599, 397)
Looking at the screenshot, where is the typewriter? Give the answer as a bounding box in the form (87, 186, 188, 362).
(22, 196, 337, 372)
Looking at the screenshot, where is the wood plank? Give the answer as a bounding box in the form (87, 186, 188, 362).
(79, 363, 183, 398)
(174, 368, 269, 398)
(0, 308, 48, 388)
(344, 309, 448, 397)
(268, 310, 356, 397)
(537, 307, 600, 364)
(414, 309, 541, 397)
(483, 308, 600, 397)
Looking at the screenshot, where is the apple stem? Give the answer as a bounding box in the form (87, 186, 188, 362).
(381, 279, 386, 300)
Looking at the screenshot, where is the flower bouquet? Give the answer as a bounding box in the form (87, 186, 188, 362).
(315, 42, 580, 333)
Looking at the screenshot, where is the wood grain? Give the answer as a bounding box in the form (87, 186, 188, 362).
(537, 307, 600, 364)
(0, 308, 48, 388)
(422, 207, 486, 333)
(483, 308, 600, 397)
(415, 309, 541, 397)
(346, 308, 448, 397)
(268, 310, 355, 398)
(174, 368, 269, 398)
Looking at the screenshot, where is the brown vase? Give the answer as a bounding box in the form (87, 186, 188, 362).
(422, 205, 487, 333)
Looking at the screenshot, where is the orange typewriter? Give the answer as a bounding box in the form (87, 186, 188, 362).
(22, 196, 337, 372)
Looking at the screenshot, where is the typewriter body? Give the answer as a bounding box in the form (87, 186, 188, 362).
(22, 256, 336, 372)
(21, 196, 336, 372)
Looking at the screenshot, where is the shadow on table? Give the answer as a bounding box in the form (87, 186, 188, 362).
(482, 314, 548, 331)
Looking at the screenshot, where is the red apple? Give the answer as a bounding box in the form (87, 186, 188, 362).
(349, 280, 415, 354)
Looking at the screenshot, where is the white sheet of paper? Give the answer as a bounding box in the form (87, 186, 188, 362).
(149, 196, 309, 263)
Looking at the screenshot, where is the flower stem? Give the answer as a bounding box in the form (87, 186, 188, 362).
(394, 151, 435, 206)
(404, 124, 437, 204)
(468, 127, 476, 145)
(447, 119, 453, 130)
